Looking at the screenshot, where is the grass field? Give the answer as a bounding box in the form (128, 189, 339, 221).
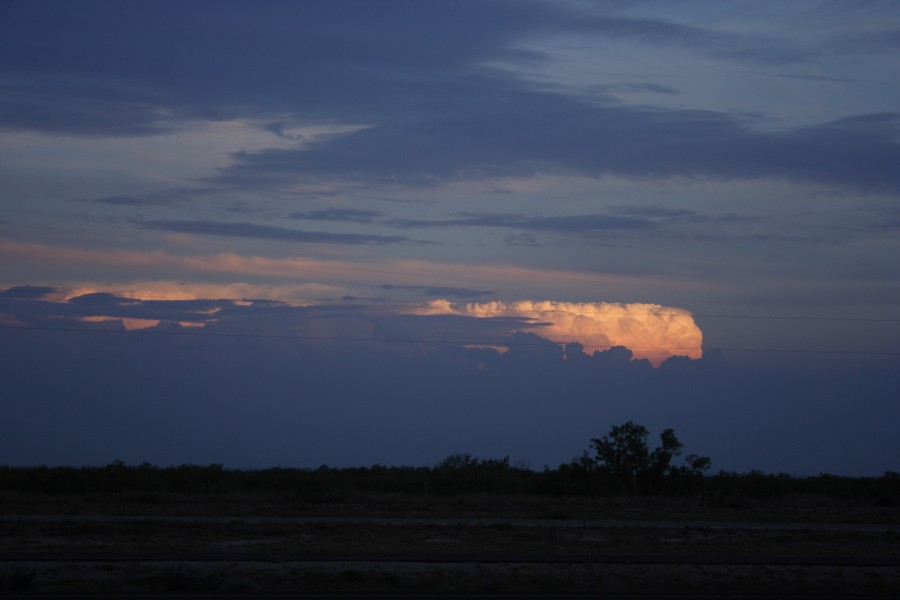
(1, 490, 898, 594)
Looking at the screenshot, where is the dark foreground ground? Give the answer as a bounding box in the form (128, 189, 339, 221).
(1, 491, 898, 595)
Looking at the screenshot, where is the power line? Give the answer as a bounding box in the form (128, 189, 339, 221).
(1, 324, 898, 357)
(0, 324, 694, 349)
(283, 297, 900, 323)
(2, 289, 899, 323)
(705, 347, 900, 356)
(311, 303, 900, 323)
(683, 313, 900, 323)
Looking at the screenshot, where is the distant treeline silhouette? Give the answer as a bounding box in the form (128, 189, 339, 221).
(1, 422, 898, 505)
(1, 460, 898, 504)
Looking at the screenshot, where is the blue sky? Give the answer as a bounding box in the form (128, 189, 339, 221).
(1, 1, 898, 473)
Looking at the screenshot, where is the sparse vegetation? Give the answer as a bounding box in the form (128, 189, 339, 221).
(587, 421, 711, 495)
(0, 566, 37, 592)
(0, 527, 897, 595)
(1, 423, 896, 507)
(0, 433, 897, 596)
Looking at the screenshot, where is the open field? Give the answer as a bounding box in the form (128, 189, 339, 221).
(2, 486, 899, 522)
(1, 490, 898, 594)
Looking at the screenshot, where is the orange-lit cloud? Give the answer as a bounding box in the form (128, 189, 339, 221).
(415, 300, 703, 366)
(79, 316, 208, 330)
(0, 239, 681, 298)
(55, 281, 336, 305)
(1, 240, 702, 364)
(80, 316, 162, 331)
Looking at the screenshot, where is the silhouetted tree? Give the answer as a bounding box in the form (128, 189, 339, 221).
(653, 429, 683, 473)
(684, 454, 712, 475)
(647, 427, 684, 492)
(591, 421, 651, 494)
(591, 421, 709, 495)
(683, 453, 712, 502)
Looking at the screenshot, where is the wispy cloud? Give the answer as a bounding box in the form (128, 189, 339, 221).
(387, 212, 657, 232)
(217, 104, 900, 193)
(505, 233, 541, 247)
(290, 209, 384, 223)
(569, 13, 813, 65)
(742, 71, 857, 83)
(597, 82, 681, 95)
(3, 2, 897, 192)
(0, 285, 56, 299)
(0, 239, 673, 298)
(87, 190, 197, 206)
(380, 284, 494, 299)
(140, 219, 411, 245)
(0, 78, 194, 137)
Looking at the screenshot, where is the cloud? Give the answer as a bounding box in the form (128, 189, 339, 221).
(606, 205, 708, 222)
(0, 240, 659, 296)
(387, 212, 657, 233)
(382, 206, 761, 239)
(413, 300, 703, 366)
(3, 284, 898, 474)
(380, 284, 494, 299)
(0, 285, 56, 299)
(0, 0, 559, 137)
(0, 77, 195, 137)
(839, 28, 900, 56)
(79, 315, 167, 331)
(0, 288, 229, 328)
(264, 122, 303, 141)
(1, 284, 698, 366)
(87, 188, 210, 206)
(745, 71, 857, 83)
(3, 2, 897, 192)
(140, 219, 411, 245)
(568, 13, 812, 65)
(219, 103, 900, 193)
(505, 233, 541, 247)
(613, 82, 681, 95)
(3, 323, 898, 475)
(91, 194, 179, 207)
(748, 234, 836, 245)
(17, 281, 339, 307)
(290, 209, 383, 223)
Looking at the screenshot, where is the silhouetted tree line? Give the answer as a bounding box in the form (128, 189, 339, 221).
(1, 424, 898, 505)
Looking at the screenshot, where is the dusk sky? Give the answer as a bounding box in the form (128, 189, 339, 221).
(1, 1, 899, 475)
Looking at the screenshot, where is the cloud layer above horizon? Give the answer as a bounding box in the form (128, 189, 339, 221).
(2, 1, 898, 324)
(0, 287, 702, 365)
(415, 300, 702, 365)
(1, 285, 898, 476)
(1, 1, 898, 475)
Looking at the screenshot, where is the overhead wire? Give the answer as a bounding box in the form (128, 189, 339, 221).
(1, 288, 899, 323)
(2, 287, 898, 356)
(1, 324, 898, 357)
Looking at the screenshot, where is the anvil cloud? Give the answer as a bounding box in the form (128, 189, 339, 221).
(416, 300, 703, 366)
(1, 1, 898, 474)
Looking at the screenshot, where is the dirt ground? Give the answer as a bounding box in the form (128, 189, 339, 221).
(6, 559, 900, 595)
(3, 488, 899, 522)
(1, 492, 898, 594)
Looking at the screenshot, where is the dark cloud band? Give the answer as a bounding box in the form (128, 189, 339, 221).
(141, 219, 410, 245)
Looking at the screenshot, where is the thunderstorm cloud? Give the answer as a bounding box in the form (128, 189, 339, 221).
(414, 300, 703, 366)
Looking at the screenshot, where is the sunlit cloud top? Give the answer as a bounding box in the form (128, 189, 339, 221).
(415, 300, 703, 366)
